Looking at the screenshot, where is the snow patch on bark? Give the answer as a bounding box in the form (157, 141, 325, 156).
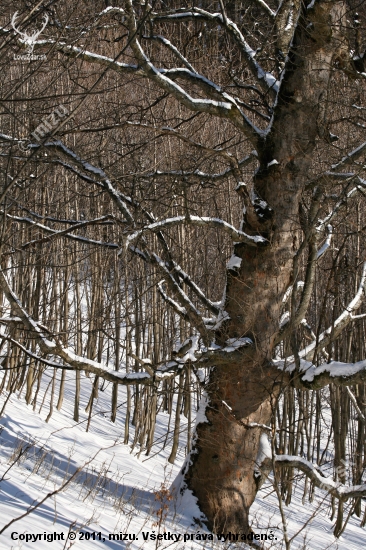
(170, 391, 210, 527)
(256, 433, 272, 467)
(223, 337, 253, 352)
(170, 461, 207, 528)
(279, 311, 290, 328)
(226, 254, 242, 271)
(212, 286, 230, 330)
(254, 433, 272, 481)
(194, 390, 210, 427)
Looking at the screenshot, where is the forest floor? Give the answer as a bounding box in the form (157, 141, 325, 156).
(0, 371, 364, 549)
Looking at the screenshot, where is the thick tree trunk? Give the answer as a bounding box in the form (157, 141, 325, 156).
(183, 1, 347, 534)
(184, 357, 279, 533)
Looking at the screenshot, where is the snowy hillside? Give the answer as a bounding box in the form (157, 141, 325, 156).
(0, 372, 365, 549)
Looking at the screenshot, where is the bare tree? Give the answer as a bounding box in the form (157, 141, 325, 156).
(1, 0, 366, 536)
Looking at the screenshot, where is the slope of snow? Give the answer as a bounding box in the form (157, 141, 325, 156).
(0, 371, 365, 549)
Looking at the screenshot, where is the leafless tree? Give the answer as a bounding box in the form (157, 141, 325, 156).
(1, 0, 366, 537)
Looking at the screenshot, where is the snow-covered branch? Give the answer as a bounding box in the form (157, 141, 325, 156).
(5, 213, 119, 250)
(2, 136, 130, 231)
(0, 266, 255, 386)
(0, 335, 72, 370)
(298, 359, 366, 389)
(153, 255, 210, 341)
(316, 224, 333, 259)
(156, 261, 220, 317)
(142, 153, 255, 184)
(278, 262, 366, 374)
(157, 280, 188, 319)
(254, 0, 276, 18)
(275, 356, 366, 390)
(275, 455, 366, 500)
(0, 268, 174, 386)
(32, 37, 266, 137)
(173, 262, 220, 315)
(331, 141, 366, 171)
(125, 216, 267, 248)
(346, 386, 365, 422)
(18, 141, 224, 334)
(297, 262, 366, 361)
(122, 1, 265, 144)
(317, 177, 366, 231)
(29, 140, 135, 225)
(147, 35, 196, 73)
(152, 8, 279, 98)
(34, 41, 141, 77)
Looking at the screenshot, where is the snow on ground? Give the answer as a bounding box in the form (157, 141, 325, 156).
(0, 370, 365, 549)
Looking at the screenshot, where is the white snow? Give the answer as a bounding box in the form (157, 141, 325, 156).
(212, 314, 230, 330)
(179, 336, 199, 363)
(1, 368, 366, 549)
(279, 311, 290, 328)
(99, 7, 125, 15)
(226, 254, 242, 270)
(285, 10, 294, 32)
(301, 359, 366, 382)
(275, 356, 366, 384)
(256, 433, 272, 467)
(194, 391, 210, 427)
(316, 225, 332, 259)
(225, 337, 253, 350)
(195, 369, 206, 383)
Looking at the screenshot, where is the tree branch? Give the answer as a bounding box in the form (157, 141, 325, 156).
(125, 215, 267, 249)
(142, 153, 255, 184)
(5, 213, 119, 250)
(317, 177, 366, 231)
(173, 262, 220, 315)
(275, 455, 366, 500)
(0, 268, 164, 386)
(255, 0, 276, 18)
(151, 8, 279, 98)
(146, 35, 197, 73)
(122, 1, 264, 144)
(297, 261, 366, 361)
(331, 141, 366, 171)
(152, 255, 210, 342)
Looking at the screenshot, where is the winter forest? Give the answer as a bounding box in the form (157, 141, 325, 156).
(0, 0, 366, 548)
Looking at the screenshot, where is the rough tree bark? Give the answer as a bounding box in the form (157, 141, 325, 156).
(183, 1, 348, 533)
